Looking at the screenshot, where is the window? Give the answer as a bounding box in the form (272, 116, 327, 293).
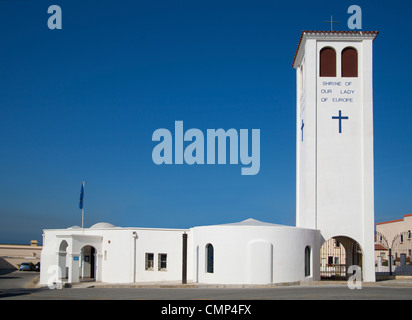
(341, 47, 358, 77)
(158, 253, 167, 271)
(206, 243, 214, 273)
(320, 47, 336, 77)
(305, 246, 311, 277)
(145, 253, 154, 270)
(408, 230, 411, 240)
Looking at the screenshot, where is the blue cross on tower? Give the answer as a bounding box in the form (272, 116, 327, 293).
(301, 119, 304, 142)
(332, 110, 349, 133)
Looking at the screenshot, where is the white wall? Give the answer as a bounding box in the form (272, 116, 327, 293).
(40, 224, 319, 285)
(132, 228, 191, 283)
(316, 41, 364, 242)
(296, 38, 318, 230)
(40, 227, 191, 285)
(192, 225, 320, 284)
(99, 230, 134, 283)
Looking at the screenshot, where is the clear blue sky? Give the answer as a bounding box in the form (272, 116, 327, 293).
(0, 0, 411, 244)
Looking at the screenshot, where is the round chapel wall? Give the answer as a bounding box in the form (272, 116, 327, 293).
(192, 219, 320, 285)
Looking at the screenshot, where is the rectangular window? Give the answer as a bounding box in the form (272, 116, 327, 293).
(158, 253, 167, 271)
(145, 253, 154, 271)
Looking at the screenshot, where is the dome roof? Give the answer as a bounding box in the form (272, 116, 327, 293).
(217, 218, 288, 227)
(67, 225, 82, 229)
(90, 222, 116, 229)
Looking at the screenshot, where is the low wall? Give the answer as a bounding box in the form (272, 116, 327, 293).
(0, 244, 42, 270)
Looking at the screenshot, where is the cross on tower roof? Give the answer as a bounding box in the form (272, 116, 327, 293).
(324, 15, 340, 31)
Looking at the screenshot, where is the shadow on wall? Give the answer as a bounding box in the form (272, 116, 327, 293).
(0, 257, 18, 272)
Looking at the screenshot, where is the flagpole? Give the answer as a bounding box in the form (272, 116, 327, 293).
(82, 208, 84, 230)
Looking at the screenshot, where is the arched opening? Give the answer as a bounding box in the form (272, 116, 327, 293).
(320, 47, 336, 77)
(391, 231, 412, 267)
(320, 236, 363, 280)
(80, 245, 96, 281)
(341, 47, 358, 77)
(305, 246, 311, 277)
(206, 243, 214, 273)
(58, 240, 68, 280)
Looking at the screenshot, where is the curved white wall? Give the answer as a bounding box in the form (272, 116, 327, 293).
(192, 225, 320, 284)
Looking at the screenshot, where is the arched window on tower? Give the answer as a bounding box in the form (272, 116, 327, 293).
(206, 243, 214, 273)
(320, 47, 336, 77)
(341, 47, 358, 77)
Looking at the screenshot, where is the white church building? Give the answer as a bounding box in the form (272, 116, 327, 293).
(40, 30, 378, 286)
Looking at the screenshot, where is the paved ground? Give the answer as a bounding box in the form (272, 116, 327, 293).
(1, 270, 412, 300)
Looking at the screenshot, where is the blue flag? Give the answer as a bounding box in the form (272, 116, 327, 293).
(79, 181, 84, 209)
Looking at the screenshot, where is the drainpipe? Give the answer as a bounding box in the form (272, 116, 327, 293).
(182, 232, 188, 284)
(132, 231, 137, 283)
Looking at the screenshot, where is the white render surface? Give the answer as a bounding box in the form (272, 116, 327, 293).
(294, 31, 377, 282)
(192, 219, 320, 284)
(40, 219, 320, 285)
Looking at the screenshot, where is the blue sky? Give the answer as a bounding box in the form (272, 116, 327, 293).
(0, 0, 411, 244)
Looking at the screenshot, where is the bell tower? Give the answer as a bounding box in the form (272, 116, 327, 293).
(293, 31, 378, 282)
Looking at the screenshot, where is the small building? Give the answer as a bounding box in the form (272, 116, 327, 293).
(40, 219, 320, 285)
(376, 214, 412, 265)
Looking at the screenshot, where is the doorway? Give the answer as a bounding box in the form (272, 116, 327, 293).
(81, 245, 96, 281)
(320, 236, 363, 280)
